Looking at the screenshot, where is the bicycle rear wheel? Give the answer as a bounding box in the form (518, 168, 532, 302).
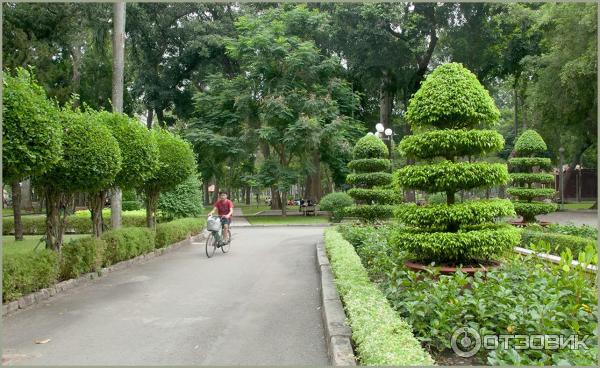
(205, 232, 217, 258)
(221, 229, 231, 253)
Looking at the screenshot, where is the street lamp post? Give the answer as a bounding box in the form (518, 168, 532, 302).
(558, 147, 565, 210)
(575, 164, 582, 202)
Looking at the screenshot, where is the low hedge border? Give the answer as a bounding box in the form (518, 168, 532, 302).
(323, 228, 434, 366)
(3, 218, 206, 315)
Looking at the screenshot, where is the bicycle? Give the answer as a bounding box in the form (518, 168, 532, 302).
(205, 215, 231, 258)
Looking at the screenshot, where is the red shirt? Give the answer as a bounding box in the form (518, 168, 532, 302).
(214, 199, 234, 217)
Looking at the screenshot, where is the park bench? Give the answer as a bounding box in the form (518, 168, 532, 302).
(300, 204, 317, 216)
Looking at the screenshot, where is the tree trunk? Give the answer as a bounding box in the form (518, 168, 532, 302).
(281, 190, 288, 216)
(145, 190, 159, 229)
(69, 45, 83, 108)
(110, 1, 126, 230)
(562, 140, 593, 192)
(245, 186, 251, 205)
(379, 71, 393, 130)
(45, 187, 66, 251)
(11, 180, 23, 241)
(155, 109, 165, 127)
(513, 79, 519, 137)
(203, 181, 210, 206)
(271, 188, 281, 210)
(89, 191, 106, 238)
(146, 109, 154, 130)
(21, 178, 32, 211)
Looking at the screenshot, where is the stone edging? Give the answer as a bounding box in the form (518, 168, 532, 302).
(2, 232, 204, 317)
(316, 240, 356, 366)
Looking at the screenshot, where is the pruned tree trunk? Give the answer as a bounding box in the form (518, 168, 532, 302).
(203, 181, 210, 206)
(271, 188, 281, 210)
(245, 186, 251, 205)
(281, 190, 288, 217)
(145, 190, 159, 229)
(146, 109, 154, 130)
(110, 1, 126, 230)
(11, 180, 23, 241)
(45, 187, 68, 251)
(89, 191, 106, 238)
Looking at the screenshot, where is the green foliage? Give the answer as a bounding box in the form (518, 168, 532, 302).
(122, 201, 142, 211)
(157, 174, 204, 221)
(2, 250, 58, 302)
(506, 188, 556, 201)
(2, 67, 62, 182)
(395, 162, 510, 193)
(344, 205, 395, 222)
(337, 224, 396, 278)
(513, 202, 558, 222)
(353, 134, 389, 159)
(100, 227, 155, 266)
(395, 199, 515, 229)
(514, 129, 547, 156)
(144, 129, 196, 193)
(59, 237, 105, 279)
(347, 188, 402, 205)
(347, 158, 391, 173)
(346, 172, 393, 187)
(520, 231, 597, 261)
(389, 224, 520, 262)
(319, 192, 354, 223)
(324, 229, 435, 366)
(405, 63, 500, 129)
(543, 223, 598, 239)
(399, 129, 504, 160)
(507, 157, 553, 170)
(384, 257, 597, 365)
(38, 108, 122, 194)
(96, 111, 160, 189)
(509, 173, 554, 185)
(155, 217, 206, 248)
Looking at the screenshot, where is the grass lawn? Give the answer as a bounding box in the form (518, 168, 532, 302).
(2, 234, 90, 255)
(562, 201, 596, 210)
(246, 215, 330, 225)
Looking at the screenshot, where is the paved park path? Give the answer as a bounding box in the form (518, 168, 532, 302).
(2, 227, 328, 365)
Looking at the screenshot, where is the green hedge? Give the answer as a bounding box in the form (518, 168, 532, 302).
(521, 231, 597, 259)
(399, 129, 504, 159)
(347, 188, 402, 205)
(508, 157, 553, 170)
(509, 173, 555, 185)
(319, 192, 354, 223)
(514, 129, 547, 156)
(352, 134, 389, 159)
(344, 205, 394, 222)
(346, 172, 393, 187)
(3, 250, 59, 303)
(347, 158, 391, 173)
(2, 212, 147, 235)
(60, 237, 105, 279)
(155, 217, 205, 248)
(513, 202, 558, 221)
(507, 188, 556, 201)
(101, 227, 155, 266)
(324, 229, 434, 366)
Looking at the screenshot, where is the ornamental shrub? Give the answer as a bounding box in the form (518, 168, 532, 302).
(508, 129, 557, 222)
(2, 250, 59, 303)
(345, 134, 400, 222)
(392, 63, 519, 263)
(157, 173, 204, 221)
(59, 237, 105, 279)
(319, 192, 354, 222)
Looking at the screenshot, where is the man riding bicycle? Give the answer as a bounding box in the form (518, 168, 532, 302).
(208, 191, 233, 244)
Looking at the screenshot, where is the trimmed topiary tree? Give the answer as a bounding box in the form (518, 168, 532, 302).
(37, 107, 122, 249)
(142, 129, 196, 228)
(345, 134, 401, 222)
(391, 63, 520, 264)
(2, 68, 63, 241)
(319, 191, 354, 223)
(508, 129, 557, 223)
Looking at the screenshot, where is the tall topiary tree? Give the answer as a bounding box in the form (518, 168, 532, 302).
(508, 129, 557, 223)
(2, 68, 62, 241)
(142, 128, 196, 228)
(391, 63, 520, 264)
(345, 134, 400, 222)
(37, 107, 122, 249)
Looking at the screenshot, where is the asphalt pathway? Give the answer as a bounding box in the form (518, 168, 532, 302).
(2, 227, 328, 365)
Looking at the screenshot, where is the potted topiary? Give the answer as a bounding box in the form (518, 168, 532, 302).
(390, 63, 520, 273)
(344, 134, 401, 223)
(508, 129, 557, 226)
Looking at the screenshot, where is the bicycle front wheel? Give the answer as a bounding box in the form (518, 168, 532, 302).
(205, 232, 217, 258)
(221, 229, 231, 253)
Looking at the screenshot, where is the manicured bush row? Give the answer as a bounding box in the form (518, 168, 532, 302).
(2, 250, 59, 303)
(3, 218, 206, 303)
(155, 217, 205, 248)
(324, 228, 434, 366)
(520, 230, 597, 259)
(319, 192, 354, 223)
(2, 212, 147, 235)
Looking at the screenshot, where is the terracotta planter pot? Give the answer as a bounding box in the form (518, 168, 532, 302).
(404, 260, 501, 275)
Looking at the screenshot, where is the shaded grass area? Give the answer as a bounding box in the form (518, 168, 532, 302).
(2, 234, 90, 255)
(562, 201, 596, 210)
(246, 215, 329, 225)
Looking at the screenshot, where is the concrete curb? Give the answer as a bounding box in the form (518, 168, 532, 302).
(2, 232, 204, 318)
(316, 240, 356, 366)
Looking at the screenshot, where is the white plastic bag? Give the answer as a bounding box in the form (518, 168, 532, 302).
(207, 216, 221, 231)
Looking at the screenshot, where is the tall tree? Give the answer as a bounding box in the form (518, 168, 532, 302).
(110, 1, 126, 229)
